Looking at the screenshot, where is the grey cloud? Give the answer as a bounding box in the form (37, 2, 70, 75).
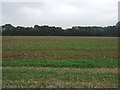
(1, 0, 119, 28)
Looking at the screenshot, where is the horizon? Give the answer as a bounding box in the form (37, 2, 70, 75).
(1, 23, 117, 29)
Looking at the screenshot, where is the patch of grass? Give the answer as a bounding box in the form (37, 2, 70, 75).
(2, 36, 118, 60)
(2, 36, 119, 88)
(2, 59, 118, 68)
(2, 68, 118, 88)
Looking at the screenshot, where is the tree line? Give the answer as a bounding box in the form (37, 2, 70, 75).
(1, 23, 119, 36)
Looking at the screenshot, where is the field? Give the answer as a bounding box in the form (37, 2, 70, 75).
(2, 36, 118, 88)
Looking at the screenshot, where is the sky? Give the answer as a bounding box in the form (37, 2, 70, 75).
(1, 0, 119, 29)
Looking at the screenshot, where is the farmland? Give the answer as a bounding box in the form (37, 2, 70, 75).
(2, 36, 118, 88)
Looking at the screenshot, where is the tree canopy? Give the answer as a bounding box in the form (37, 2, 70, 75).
(1, 23, 119, 37)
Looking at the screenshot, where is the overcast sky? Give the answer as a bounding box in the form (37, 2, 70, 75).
(1, 0, 119, 29)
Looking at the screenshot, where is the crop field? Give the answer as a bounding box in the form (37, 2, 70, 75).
(2, 36, 118, 88)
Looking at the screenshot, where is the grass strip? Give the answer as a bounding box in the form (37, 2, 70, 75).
(2, 68, 118, 88)
(2, 59, 118, 68)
